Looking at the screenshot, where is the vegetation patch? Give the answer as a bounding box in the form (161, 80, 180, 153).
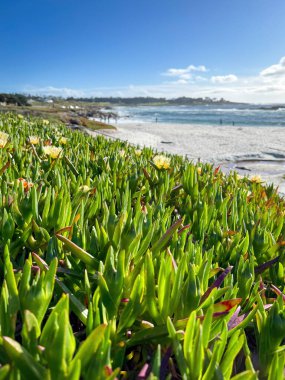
(0, 113, 284, 379)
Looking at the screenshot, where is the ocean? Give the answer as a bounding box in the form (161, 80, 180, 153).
(114, 104, 285, 127)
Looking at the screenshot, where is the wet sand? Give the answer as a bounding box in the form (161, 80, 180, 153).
(87, 122, 285, 194)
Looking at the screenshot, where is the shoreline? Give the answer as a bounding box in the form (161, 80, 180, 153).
(85, 121, 285, 194)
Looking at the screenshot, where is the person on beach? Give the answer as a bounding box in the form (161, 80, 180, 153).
(155, 117, 158, 123)
(220, 119, 223, 125)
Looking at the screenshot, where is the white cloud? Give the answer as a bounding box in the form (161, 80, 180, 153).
(161, 64, 208, 85)
(211, 74, 238, 84)
(162, 65, 207, 83)
(163, 64, 207, 78)
(24, 86, 86, 98)
(22, 57, 285, 103)
(260, 56, 285, 77)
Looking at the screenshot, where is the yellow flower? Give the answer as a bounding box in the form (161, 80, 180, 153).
(0, 131, 9, 148)
(29, 136, 40, 145)
(42, 119, 50, 125)
(0, 138, 7, 148)
(153, 154, 171, 169)
(79, 185, 91, 193)
(197, 166, 202, 175)
(43, 146, 62, 159)
(0, 131, 9, 141)
(17, 114, 24, 119)
(59, 137, 68, 145)
(250, 175, 262, 183)
(135, 149, 142, 157)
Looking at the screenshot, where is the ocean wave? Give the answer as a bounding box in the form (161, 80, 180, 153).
(113, 105, 285, 127)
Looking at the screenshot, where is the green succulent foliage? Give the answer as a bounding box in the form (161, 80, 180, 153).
(0, 113, 284, 379)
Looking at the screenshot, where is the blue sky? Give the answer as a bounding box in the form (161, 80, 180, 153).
(1, 0, 285, 102)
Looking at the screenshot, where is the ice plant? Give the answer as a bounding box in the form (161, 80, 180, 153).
(0, 131, 9, 148)
(17, 178, 34, 191)
(153, 154, 171, 169)
(0, 113, 283, 380)
(79, 185, 91, 193)
(29, 136, 40, 145)
(250, 174, 262, 183)
(0, 138, 7, 148)
(43, 145, 62, 159)
(0, 131, 9, 141)
(59, 136, 68, 145)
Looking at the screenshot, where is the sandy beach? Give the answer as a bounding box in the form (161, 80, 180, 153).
(87, 122, 285, 194)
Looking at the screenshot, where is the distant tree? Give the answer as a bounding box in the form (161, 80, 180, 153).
(0, 93, 29, 106)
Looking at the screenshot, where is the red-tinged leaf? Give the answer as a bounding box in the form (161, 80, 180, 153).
(278, 241, 285, 246)
(104, 366, 113, 377)
(214, 166, 220, 175)
(152, 218, 183, 253)
(198, 311, 230, 320)
(255, 256, 279, 275)
(32, 252, 49, 270)
(271, 285, 285, 302)
(142, 168, 153, 184)
(223, 230, 237, 237)
(200, 266, 233, 305)
(31, 265, 41, 274)
(213, 298, 242, 313)
(55, 226, 73, 235)
(178, 224, 191, 235)
(0, 160, 10, 175)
